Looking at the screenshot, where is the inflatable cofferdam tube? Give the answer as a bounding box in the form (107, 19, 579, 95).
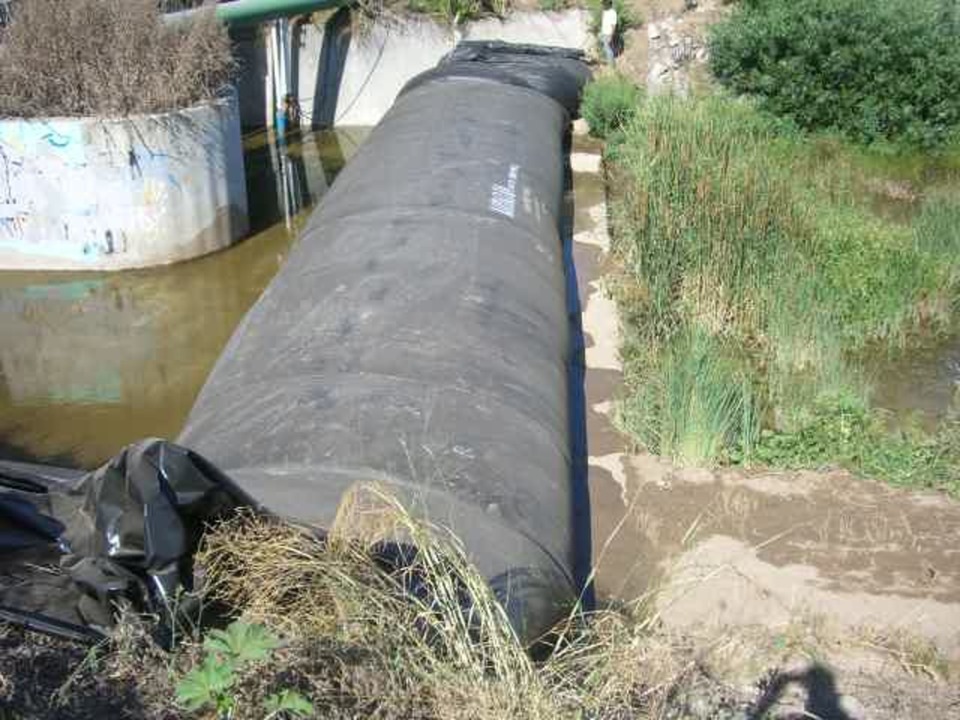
(179, 43, 591, 643)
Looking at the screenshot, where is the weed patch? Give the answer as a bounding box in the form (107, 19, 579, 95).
(581, 74, 641, 140)
(619, 328, 759, 466)
(752, 396, 960, 496)
(175, 621, 312, 718)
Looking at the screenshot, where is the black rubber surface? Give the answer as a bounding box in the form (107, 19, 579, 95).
(179, 44, 591, 642)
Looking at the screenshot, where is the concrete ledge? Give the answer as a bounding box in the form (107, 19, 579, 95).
(313, 10, 592, 127)
(0, 95, 248, 270)
(235, 10, 591, 129)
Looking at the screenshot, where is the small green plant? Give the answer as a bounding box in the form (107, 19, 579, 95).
(177, 654, 237, 717)
(176, 621, 313, 719)
(581, 74, 640, 140)
(263, 690, 316, 719)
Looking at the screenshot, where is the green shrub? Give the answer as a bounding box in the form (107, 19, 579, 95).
(709, 0, 960, 147)
(753, 395, 960, 496)
(581, 74, 640, 139)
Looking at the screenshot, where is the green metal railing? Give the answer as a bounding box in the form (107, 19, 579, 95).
(214, 0, 348, 26)
(163, 0, 349, 26)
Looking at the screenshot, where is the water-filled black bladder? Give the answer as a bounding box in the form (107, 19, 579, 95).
(0, 43, 591, 644)
(179, 43, 591, 642)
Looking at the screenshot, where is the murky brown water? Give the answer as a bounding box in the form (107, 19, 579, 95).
(868, 333, 960, 429)
(853, 152, 960, 427)
(0, 127, 369, 469)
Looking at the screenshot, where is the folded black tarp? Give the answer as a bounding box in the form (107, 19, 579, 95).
(0, 42, 591, 645)
(0, 440, 254, 639)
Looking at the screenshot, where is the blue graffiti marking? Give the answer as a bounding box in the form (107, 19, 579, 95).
(40, 127, 72, 149)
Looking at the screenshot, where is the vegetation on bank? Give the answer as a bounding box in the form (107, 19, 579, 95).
(709, 0, 960, 148)
(0, 0, 234, 118)
(584, 83, 960, 494)
(403, 0, 508, 23)
(0, 490, 754, 719)
(579, 73, 640, 140)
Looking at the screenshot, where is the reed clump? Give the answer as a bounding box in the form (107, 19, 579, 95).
(611, 95, 960, 485)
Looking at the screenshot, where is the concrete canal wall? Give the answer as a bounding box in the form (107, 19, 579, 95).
(235, 9, 591, 128)
(0, 95, 248, 271)
(0, 10, 588, 270)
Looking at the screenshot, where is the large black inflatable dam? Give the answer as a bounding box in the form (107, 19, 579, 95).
(0, 43, 592, 646)
(179, 44, 592, 642)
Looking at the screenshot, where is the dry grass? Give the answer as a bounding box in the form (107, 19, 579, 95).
(0, 0, 235, 118)
(0, 485, 724, 719)
(4, 488, 957, 718)
(852, 626, 951, 681)
(197, 485, 553, 719)
(193, 484, 723, 720)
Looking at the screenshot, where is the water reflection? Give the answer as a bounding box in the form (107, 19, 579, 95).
(0, 127, 369, 468)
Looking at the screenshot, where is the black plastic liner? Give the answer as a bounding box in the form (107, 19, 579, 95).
(0, 441, 254, 639)
(0, 43, 591, 645)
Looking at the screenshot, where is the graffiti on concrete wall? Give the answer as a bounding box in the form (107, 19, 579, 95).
(0, 117, 193, 264)
(0, 121, 86, 237)
(0, 97, 245, 270)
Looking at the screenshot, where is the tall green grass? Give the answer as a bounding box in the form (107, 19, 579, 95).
(620, 328, 759, 465)
(611, 95, 960, 479)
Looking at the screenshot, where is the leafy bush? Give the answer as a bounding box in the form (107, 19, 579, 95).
(709, 0, 960, 147)
(0, 0, 234, 117)
(581, 74, 640, 139)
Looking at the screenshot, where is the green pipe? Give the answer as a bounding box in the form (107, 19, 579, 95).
(215, 0, 348, 26)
